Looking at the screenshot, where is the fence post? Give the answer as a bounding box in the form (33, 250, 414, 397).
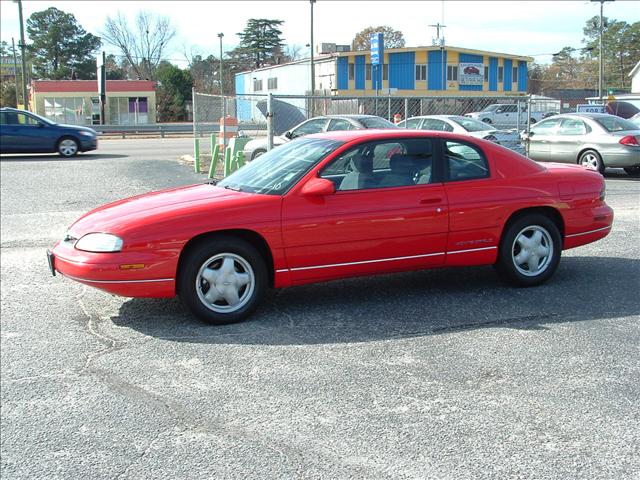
(193, 138, 200, 173)
(235, 150, 245, 170)
(208, 142, 220, 179)
(516, 99, 521, 132)
(267, 93, 274, 151)
(221, 95, 227, 150)
(404, 98, 409, 125)
(387, 96, 391, 121)
(192, 87, 196, 139)
(525, 95, 532, 158)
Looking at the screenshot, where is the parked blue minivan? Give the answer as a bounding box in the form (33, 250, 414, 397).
(0, 107, 98, 157)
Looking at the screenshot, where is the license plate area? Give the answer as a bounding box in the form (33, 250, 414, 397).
(47, 250, 56, 276)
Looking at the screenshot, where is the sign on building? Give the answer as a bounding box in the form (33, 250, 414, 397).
(576, 104, 605, 113)
(370, 33, 384, 66)
(459, 62, 484, 86)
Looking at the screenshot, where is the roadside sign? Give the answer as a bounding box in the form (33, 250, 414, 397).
(370, 33, 383, 66)
(576, 104, 605, 113)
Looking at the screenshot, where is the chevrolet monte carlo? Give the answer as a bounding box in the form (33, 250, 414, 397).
(48, 130, 613, 324)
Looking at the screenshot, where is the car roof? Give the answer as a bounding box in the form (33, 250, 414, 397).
(550, 112, 618, 120)
(308, 129, 476, 142)
(323, 114, 387, 120)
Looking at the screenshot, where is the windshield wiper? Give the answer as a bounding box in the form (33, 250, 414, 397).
(221, 184, 242, 191)
(205, 178, 218, 185)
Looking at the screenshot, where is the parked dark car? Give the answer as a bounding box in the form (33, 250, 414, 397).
(0, 107, 98, 157)
(464, 66, 480, 75)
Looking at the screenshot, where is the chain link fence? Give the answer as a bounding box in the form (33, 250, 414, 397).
(192, 91, 561, 162)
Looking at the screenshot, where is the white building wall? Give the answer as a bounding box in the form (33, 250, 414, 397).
(236, 58, 336, 122)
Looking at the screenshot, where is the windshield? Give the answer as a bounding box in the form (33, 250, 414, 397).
(450, 116, 493, 132)
(359, 117, 397, 129)
(217, 138, 342, 195)
(482, 105, 500, 112)
(594, 116, 639, 133)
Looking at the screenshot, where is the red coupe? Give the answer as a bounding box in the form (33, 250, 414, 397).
(48, 130, 613, 324)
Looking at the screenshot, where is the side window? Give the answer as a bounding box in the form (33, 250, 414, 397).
(15, 114, 39, 126)
(404, 118, 422, 129)
(531, 118, 561, 135)
(327, 119, 353, 131)
(290, 118, 327, 138)
(557, 118, 588, 136)
(505, 105, 518, 113)
(422, 119, 452, 132)
(320, 139, 434, 191)
(445, 140, 489, 182)
(0, 112, 18, 125)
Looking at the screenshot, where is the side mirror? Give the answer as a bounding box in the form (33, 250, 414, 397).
(301, 177, 335, 197)
(37, 122, 45, 128)
(496, 108, 504, 113)
(284, 131, 293, 139)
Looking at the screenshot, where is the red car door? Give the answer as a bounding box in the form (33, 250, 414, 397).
(281, 137, 449, 284)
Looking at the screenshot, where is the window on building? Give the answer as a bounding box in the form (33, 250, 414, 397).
(365, 64, 372, 81)
(253, 79, 263, 91)
(43, 97, 86, 125)
(268, 77, 278, 90)
(348, 63, 355, 81)
(447, 65, 458, 82)
(498, 66, 504, 83)
(415, 64, 427, 81)
(383, 64, 388, 81)
(484, 66, 489, 82)
(512, 67, 518, 83)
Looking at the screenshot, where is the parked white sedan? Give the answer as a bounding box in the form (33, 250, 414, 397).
(397, 115, 514, 142)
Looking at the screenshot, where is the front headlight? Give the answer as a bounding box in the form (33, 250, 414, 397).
(78, 130, 95, 137)
(75, 233, 123, 252)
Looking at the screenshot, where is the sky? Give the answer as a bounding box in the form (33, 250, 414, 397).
(1, 0, 639, 67)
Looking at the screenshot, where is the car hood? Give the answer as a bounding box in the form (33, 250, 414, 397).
(56, 123, 97, 134)
(68, 183, 256, 236)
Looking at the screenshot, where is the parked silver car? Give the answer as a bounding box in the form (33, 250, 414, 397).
(242, 115, 396, 161)
(522, 113, 640, 176)
(397, 115, 501, 140)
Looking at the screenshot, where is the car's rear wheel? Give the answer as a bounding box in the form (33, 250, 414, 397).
(483, 135, 498, 143)
(251, 149, 266, 160)
(529, 118, 537, 124)
(178, 237, 267, 325)
(482, 118, 492, 124)
(578, 149, 604, 174)
(623, 166, 640, 177)
(495, 214, 561, 287)
(57, 137, 79, 157)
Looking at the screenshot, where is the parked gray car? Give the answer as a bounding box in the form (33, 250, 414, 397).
(522, 113, 640, 176)
(242, 115, 396, 161)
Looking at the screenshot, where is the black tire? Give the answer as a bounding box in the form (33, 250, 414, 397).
(529, 118, 537, 124)
(57, 136, 79, 157)
(494, 214, 562, 287)
(178, 236, 267, 325)
(251, 149, 266, 160)
(482, 118, 492, 124)
(578, 149, 605, 174)
(623, 166, 640, 177)
(483, 135, 498, 143)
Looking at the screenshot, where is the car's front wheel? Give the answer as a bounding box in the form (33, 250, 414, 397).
(495, 214, 561, 287)
(251, 149, 266, 160)
(57, 137, 79, 157)
(178, 237, 267, 325)
(578, 149, 604, 174)
(623, 165, 640, 177)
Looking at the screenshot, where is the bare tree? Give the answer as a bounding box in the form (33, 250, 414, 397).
(102, 11, 176, 80)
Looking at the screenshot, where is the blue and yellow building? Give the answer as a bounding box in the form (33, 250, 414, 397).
(235, 45, 533, 98)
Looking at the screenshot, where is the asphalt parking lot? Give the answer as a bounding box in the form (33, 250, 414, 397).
(1, 137, 639, 479)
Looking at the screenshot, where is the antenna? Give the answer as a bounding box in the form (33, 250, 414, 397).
(429, 23, 446, 47)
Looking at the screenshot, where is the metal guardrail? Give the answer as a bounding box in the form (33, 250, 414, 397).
(94, 123, 265, 138)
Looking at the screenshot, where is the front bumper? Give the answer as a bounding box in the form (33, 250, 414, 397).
(79, 136, 98, 152)
(48, 241, 176, 298)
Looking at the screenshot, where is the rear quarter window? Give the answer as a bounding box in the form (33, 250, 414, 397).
(444, 140, 490, 182)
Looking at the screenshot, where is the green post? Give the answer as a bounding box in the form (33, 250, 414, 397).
(235, 150, 245, 170)
(208, 143, 220, 179)
(193, 138, 200, 173)
(223, 146, 232, 177)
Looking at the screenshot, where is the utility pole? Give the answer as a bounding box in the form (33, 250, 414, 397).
(591, 0, 614, 101)
(310, 0, 316, 116)
(15, 0, 28, 110)
(218, 33, 224, 97)
(11, 38, 20, 107)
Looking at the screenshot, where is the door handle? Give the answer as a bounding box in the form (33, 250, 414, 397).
(420, 197, 443, 205)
